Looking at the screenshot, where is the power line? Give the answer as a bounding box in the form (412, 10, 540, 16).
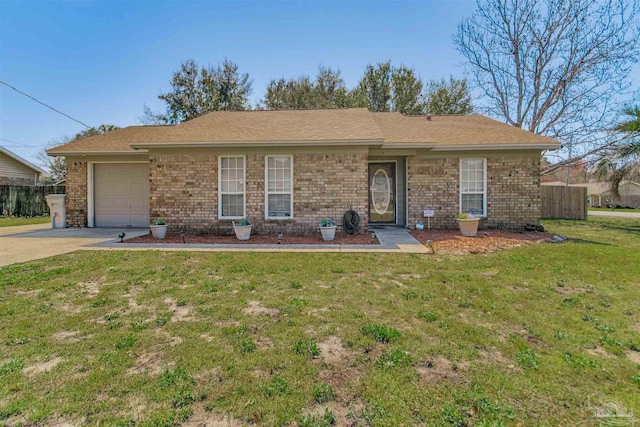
(0, 80, 90, 129)
(0, 137, 43, 148)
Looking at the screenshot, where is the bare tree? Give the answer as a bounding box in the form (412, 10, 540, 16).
(454, 0, 640, 167)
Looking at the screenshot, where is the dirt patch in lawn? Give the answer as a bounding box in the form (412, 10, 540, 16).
(256, 337, 274, 350)
(125, 232, 378, 245)
(305, 401, 364, 426)
(163, 298, 194, 322)
(410, 229, 551, 255)
(626, 350, 640, 364)
(127, 351, 175, 376)
(416, 356, 469, 384)
(52, 331, 84, 343)
(23, 357, 63, 376)
(242, 301, 279, 317)
(182, 402, 246, 427)
(316, 336, 356, 365)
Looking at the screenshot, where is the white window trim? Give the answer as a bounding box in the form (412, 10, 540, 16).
(218, 155, 246, 220)
(264, 155, 294, 220)
(459, 158, 487, 217)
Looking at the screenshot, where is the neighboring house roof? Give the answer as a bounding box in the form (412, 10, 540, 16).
(0, 146, 44, 175)
(47, 109, 561, 155)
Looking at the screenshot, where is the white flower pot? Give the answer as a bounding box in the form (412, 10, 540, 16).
(320, 225, 337, 241)
(233, 224, 252, 241)
(457, 218, 480, 237)
(150, 224, 168, 239)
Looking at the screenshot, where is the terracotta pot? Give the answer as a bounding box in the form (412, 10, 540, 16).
(457, 218, 480, 237)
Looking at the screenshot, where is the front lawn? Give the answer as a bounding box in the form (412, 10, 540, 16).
(0, 216, 50, 228)
(1, 217, 638, 426)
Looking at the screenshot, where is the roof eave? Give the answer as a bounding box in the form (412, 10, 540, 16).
(46, 150, 149, 157)
(430, 143, 561, 151)
(130, 139, 385, 149)
(0, 146, 45, 174)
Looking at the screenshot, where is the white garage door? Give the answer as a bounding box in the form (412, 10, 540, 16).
(94, 163, 149, 227)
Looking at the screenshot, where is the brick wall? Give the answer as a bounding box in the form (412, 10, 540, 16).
(65, 160, 87, 227)
(149, 150, 369, 234)
(486, 154, 541, 228)
(408, 153, 541, 229)
(149, 152, 217, 232)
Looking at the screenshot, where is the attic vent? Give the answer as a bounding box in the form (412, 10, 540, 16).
(426, 114, 432, 121)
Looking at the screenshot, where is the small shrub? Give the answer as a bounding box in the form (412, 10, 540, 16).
(90, 297, 109, 308)
(173, 387, 194, 408)
(595, 323, 615, 333)
(159, 366, 194, 387)
(260, 376, 288, 396)
(240, 283, 256, 291)
(203, 281, 219, 292)
(400, 290, 418, 300)
(582, 314, 596, 322)
(115, 335, 136, 350)
(554, 331, 568, 340)
(294, 339, 320, 357)
(628, 341, 640, 352)
(298, 409, 335, 427)
(561, 296, 580, 307)
(131, 321, 149, 331)
(458, 299, 473, 308)
(0, 359, 24, 376)
(631, 375, 640, 386)
(376, 348, 412, 369)
(290, 281, 303, 289)
(441, 405, 467, 426)
(417, 310, 439, 323)
(104, 311, 120, 321)
(154, 312, 173, 327)
(312, 382, 335, 403)
(176, 299, 187, 307)
(516, 348, 538, 370)
(563, 352, 599, 370)
(361, 324, 401, 343)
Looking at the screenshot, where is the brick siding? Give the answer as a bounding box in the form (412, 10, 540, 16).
(148, 150, 369, 234)
(65, 160, 87, 227)
(408, 153, 541, 229)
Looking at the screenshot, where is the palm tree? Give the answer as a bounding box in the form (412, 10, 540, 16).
(595, 106, 640, 198)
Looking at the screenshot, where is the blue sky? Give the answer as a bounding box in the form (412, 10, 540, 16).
(1, 0, 477, 165)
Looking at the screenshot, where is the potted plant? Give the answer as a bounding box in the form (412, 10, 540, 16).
(150, 218, 168, 239)
(233, 218, 252, 241)
(319, 217, 337, 241)
(457, 212, 480, 237)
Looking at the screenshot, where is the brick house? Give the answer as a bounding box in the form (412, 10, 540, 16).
(47, 108, 559, 232)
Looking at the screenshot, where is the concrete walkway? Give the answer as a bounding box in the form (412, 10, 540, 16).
(89, 226, 428, 254)
(0, 226, 427, 267)
(0, 226, 147, 267)
(588, 210, 640, 218)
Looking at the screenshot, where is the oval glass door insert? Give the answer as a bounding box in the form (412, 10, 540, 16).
(371, 168, 391, 215)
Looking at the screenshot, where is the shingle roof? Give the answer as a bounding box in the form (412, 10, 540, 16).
(47, 109, 560, 155)
(163, 108, 384, 143)
(46, 126, 174, 154)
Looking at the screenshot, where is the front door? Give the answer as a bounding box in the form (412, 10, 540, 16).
(369, 162, 396, 224)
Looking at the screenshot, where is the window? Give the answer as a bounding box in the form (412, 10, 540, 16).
(218, 156, 245, 219)
(265, 155, 293, 219)
(460, 158, 486, 216)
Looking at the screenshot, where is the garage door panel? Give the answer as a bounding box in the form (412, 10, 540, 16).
(94, 164, 149, 227)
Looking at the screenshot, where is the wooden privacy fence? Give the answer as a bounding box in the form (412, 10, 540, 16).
(541, 185, 587, 220)
(0, 185, 65, 217)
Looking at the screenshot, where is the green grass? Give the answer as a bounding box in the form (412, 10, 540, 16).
(589, 207, 639, 212)
(0, 216, 639, 426)
(0, 216, 50, 227)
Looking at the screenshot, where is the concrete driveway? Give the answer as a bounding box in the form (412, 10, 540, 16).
(588, 210, 640, 218)
(0, 225, 148, 267)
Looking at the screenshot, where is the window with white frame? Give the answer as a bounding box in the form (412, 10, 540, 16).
(265, 155, 293, 219)
(219, 156, 245, 218)
(460, 158, 486, 216)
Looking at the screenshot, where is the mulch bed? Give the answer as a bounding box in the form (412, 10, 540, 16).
(125, 232, 379, 245)
(409, 229, 554, 255)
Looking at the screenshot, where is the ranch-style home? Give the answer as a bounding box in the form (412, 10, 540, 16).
(47, 108, 560, 232)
